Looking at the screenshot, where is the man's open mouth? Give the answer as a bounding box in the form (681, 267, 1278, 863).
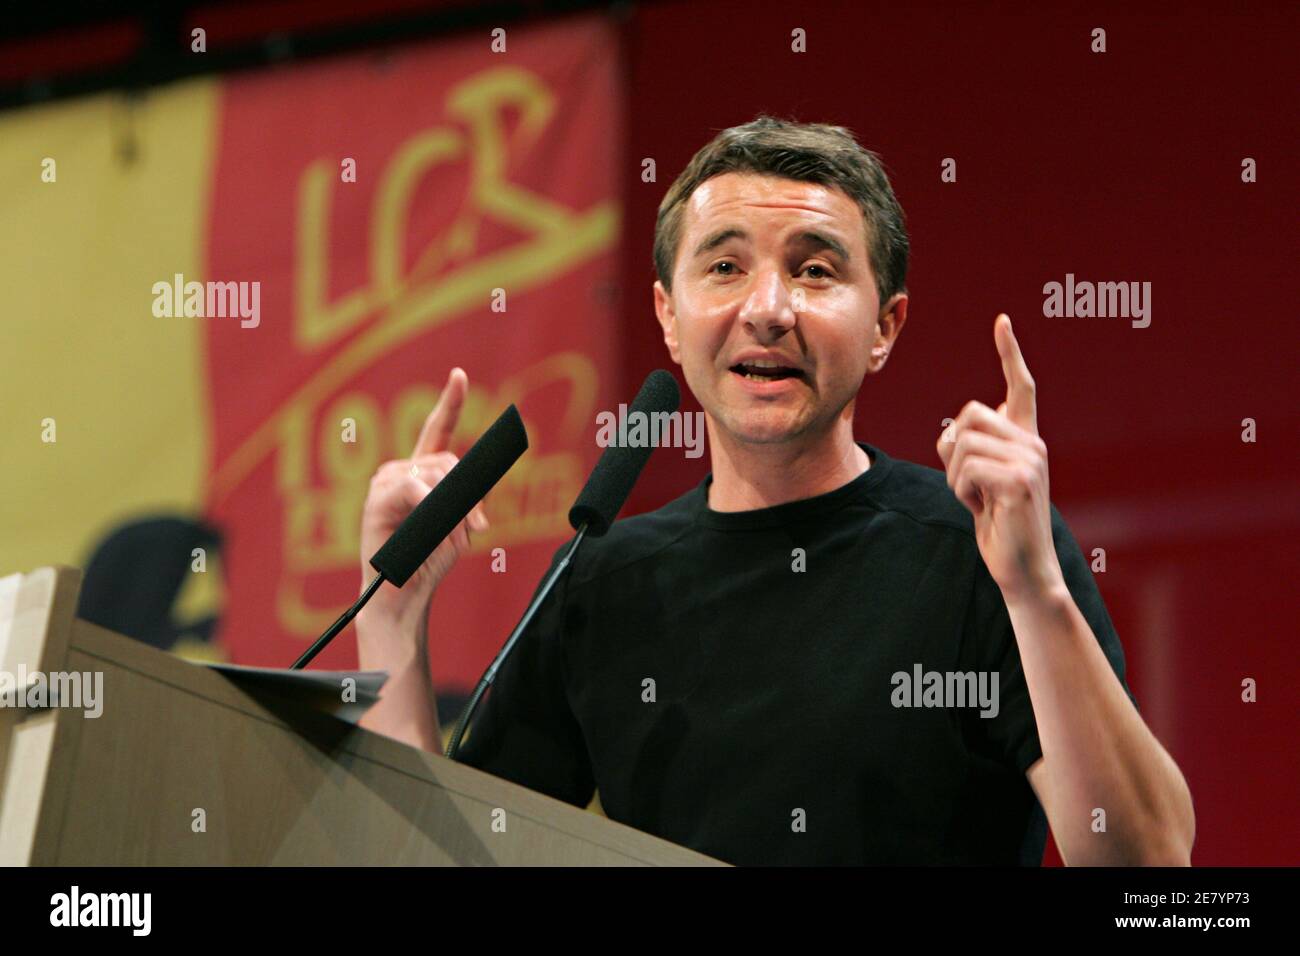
(730, 360, 805, 382)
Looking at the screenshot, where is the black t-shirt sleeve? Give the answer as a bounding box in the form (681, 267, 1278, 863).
(969, 504, 1138, 775)
(454, 544, 597, 808)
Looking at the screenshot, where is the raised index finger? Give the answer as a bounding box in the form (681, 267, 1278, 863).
(994, 314, 1037, 434)
(412, 367, 468, 457)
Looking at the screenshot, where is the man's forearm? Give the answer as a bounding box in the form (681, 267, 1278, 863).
(356, 606, 443, 754)
(1007, 584, 1195, 865)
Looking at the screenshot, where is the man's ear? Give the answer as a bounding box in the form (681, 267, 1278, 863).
(867, 292, 908, 374)
(653, 280, 682, 365)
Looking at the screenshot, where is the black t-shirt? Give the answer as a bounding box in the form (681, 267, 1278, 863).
(457, 442, 1136, 865)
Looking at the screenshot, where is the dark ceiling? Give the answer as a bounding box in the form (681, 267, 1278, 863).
(0, 0, 629, 111)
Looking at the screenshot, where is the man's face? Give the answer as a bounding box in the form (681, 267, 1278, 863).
(654, 172, 905, 447)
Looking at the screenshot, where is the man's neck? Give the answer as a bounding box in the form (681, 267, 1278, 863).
(705, 419, 870, 513)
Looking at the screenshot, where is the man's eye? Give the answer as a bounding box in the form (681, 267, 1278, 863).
(711, 261, 737, 275)
(802, 264, 833, 279)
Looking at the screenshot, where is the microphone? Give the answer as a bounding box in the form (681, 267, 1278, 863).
(290, 404, 529, 670)
(568, 368, 681, 536)
(445, 370, 681, 758)
(370, 405, 528, 587)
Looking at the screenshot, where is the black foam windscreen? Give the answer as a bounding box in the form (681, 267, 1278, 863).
(369, 404, 528, 586)
(568, 369, 681, 536)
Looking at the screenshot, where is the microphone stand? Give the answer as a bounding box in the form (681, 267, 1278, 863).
(445, 524, 589, 759)
(290, 573, 386, 670)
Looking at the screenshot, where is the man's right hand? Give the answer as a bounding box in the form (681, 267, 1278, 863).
(358, 366, 488, 639)
(355, 367, 487, 752)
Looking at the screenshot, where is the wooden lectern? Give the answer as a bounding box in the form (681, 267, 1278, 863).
(0, 567, 723, 866)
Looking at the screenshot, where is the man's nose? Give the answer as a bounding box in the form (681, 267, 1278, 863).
(738, 266, 797, 340)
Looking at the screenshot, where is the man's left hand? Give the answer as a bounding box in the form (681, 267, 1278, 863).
(937, 314, 1065, 604)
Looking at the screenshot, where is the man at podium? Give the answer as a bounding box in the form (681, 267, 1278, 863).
(352, 116, 1195, 867)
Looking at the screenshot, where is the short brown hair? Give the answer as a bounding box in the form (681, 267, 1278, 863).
(653, 114, 909, 303)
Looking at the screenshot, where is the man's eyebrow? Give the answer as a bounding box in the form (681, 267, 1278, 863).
(690, 227, 852, 263)
(791, 230, 851, 263)
(692, 227, 747, 259)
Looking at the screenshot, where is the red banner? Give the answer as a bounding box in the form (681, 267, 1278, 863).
(203, 16, 624, 686)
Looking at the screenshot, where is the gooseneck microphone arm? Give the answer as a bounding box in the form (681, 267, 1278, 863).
(444, 524, 588, 759)
(291, 573, 385, 670)
(445, 369, 680, 761)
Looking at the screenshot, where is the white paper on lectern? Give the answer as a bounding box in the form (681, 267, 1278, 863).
(206, 663, 388, 725)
